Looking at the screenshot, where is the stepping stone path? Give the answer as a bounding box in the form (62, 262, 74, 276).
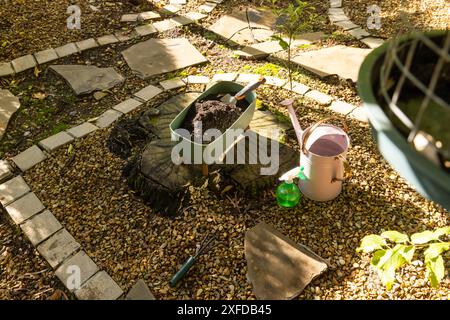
(121, 38, 207, 79)
(0, 89, 20, 139)
(245, 222, 328, 300)
(289, 45, 372, 82)
(209, 7, 279, 45)
(50, 65, 124, 95)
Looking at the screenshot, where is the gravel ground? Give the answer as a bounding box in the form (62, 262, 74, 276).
(21, 90, 449, 300)
(343, 0, 450, 39)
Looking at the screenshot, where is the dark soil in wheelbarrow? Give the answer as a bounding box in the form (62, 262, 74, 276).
(180, 94, 249, 141)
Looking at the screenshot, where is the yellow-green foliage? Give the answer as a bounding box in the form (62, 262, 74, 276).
(253, 63, 282, 77)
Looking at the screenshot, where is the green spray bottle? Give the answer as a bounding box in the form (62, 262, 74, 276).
(276, 166, 306, 208)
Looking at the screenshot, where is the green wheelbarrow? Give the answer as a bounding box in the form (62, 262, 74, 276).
(170, 80, 261, 175)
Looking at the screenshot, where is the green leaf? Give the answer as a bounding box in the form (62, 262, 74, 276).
(357, 235, 387, 253)
(381, 231, 409, 244)
(67, 144, 74, 155)
(370, 249, 387, 267)
(399, 245, 415, 263)
(434, 226, 450, 238)
(411, 230, 438, 244)
(378, 268, 396, 291)
(425, 255, 445, 288)
(424, 242, 450, 260)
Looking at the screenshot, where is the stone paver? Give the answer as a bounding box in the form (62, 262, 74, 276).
(75, 271, 123, 300)
(183, 12, 207, 21)
(212, 73, 238, 82)
(284, 81, 310, 95)
(56, 251, 99, 291)
(347, 27, 370, 40)
(34, 49, 58, 65)
(0, 62, 15, 76)
(37, 229, 81, 268)
(0, 160, 12, 183)
(115, 31, 137, 42)
(209, 7, 278, 45)
(184, 75, 210, 84)
(97, 34, 119, 46)
(126, 279, 156, 300)
(112, 98, 143, 114)
(198, 2, 217, 13)
(0, 176, 30, 206)
(245, 222, 327, 300)
(330, 0, 342, 7)
(153, 19, 181, 32)
(11, 55, 36, 73)
(162, 4, 182, 14)
(122, 38, 207, 79)
(361, 37, 385, 49)
(170, 0, 186, 4)
(39, 131, 74, 152)
(0, 89, 21, 138)
(12, 145, 47, 172)
(328, 13, 349, 23)
(171, 15, 195, 26)
(20, 210, 62, 246)
(95, 109, 122, 128)
(55, 43, 78, 58)
(138, 11, 161, 21)
(265, 76, 287, 87)
(121, 13, 139, 22)
(334, 19, 359, 31)
(291, 45, 371, 82)
(328, 7, 345, 15)
(134, 24, 158, 36)
(66, 122, 98, 138)
(305, 90, 333, 106)
(50, 65, 124, 95)
(134, 85, 163, 102)
(76, 38, 99, 51)
(236, 73, 261, 83)
(160, 78, 186, 90)
(5, 192, 45, 224)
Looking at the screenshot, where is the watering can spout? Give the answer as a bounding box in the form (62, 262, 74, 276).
(281, 98, 304, 145)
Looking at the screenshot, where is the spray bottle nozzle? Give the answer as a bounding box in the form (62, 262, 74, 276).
(279, 166, 306, 184)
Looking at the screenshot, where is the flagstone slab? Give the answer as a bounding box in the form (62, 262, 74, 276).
(20, 210, 62, 246)
(330, 0, 342, 7)
(96, 109, 122, 128)
(209, 7, 279, 45)
(198, 2, 217, 13)
(291, 45, 371, 82)
(134, 85, 163, 101)
(121, 13, 139, 22)
(5, 192, 45, 224)
(56, 251, 99, 291)
(34, 49, 58, 65)
(333, 19, 359, 31)
(74, 271, 123, 300)
(162, 4, 182, 14)
(347, 27, 370, 40)
(138, 11, 161, 21)
(184, 75, 210, 84)
(264, 76, 286, 87)
(37, 229, 81, 268)
(97, 34, 119, 46)
(183, 12, 207, 21)
(160, 78, 186, 90)
(122, 38, 207, 79)
(12, 145, 47, 172)
(135, 24, 158, 36)
(284, 81, 310, 95)
(50, 65, 124, 95)
(212, 73, 237, 82)
(245, 222, 328, 300)
(0, 89, 21, 138)
(305, 90, 333, 106)
(0, 62, 14, 76)
(361, 37, 385, 49)
(0, 176, 30, 206)
(113, 98, 143, 114)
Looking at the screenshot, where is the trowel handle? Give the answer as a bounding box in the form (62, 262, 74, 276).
(169, 256, 196, 287)
(235, 77, 266, 101)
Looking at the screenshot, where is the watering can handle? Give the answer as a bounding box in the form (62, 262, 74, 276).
(301, 116, 349, 155)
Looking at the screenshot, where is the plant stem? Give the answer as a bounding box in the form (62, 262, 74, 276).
(288, 33, 293, 91)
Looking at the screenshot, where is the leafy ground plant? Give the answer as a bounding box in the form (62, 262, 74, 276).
(357, 227, 450, 290)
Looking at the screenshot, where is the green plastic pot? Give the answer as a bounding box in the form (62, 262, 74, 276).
(170, 81, 257, 164)
(357, 31, 450, 210)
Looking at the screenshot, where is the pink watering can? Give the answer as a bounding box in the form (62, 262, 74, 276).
(283, 99, 350, 202)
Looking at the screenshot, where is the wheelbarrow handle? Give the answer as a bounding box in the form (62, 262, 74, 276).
(169, 256, 197, 287)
